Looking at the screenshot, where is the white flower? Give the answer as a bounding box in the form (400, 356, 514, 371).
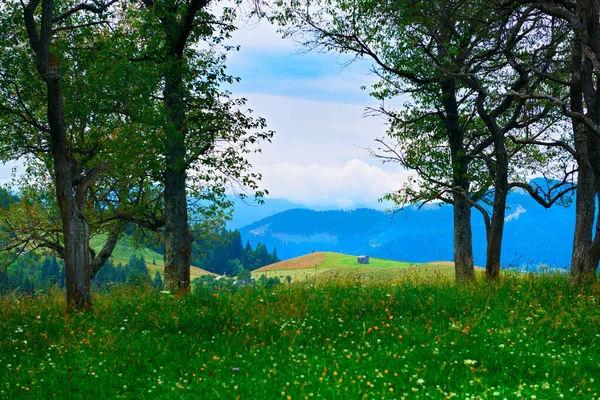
(417, 378, 425, 385)
(463, 359, 477, 366)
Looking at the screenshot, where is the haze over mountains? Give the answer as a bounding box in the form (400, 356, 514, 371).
(229, 189, 576, 269)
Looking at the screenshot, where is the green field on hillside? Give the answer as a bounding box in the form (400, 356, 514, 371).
(254, 252, 468, 282)
(1, 274, 599, 398)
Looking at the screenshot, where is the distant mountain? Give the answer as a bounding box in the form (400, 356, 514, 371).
(239, 191, 576, 269)
(225, 196, 306, 230)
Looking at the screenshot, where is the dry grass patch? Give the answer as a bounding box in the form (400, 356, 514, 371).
(256, 252, 326, 271)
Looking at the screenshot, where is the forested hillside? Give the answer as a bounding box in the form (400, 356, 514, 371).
(0, 253, 158, 295)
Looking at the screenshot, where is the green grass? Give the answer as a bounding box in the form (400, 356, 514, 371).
(320, 252, 415, 269)
(1, 274, 600, 398)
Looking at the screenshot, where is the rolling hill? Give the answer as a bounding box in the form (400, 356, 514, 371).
(253, 251, 483, 281)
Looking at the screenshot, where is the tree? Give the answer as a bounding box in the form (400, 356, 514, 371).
(230, 230, 243, 261)
(129, 0, 273, 293)
(441, 5, 575, 278)
(0, 0, 135, 310)
(93, 260, 117, 287)
(242, 240, 253, 269)
(153, 271, 163, 290)
(227, 258, 244, 276)
(510, 0, 600, 284)
(237, 268, 251, 282)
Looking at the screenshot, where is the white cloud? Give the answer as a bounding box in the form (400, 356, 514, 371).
(256, 159, 409, 208)
(242, 93, 391, 167)
(505, 204, 527, 222)
(236, 93, 410, 208)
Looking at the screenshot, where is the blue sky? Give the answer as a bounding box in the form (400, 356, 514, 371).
(221, 11, 409, 209)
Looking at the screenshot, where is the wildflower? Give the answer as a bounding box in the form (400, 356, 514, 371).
(417, 378, 425, 385)
(232, 367, 239, 371)
(463, 359, 477, 366)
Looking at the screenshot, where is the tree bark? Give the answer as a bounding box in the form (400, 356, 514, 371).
(569, 29, 598, 284)
(453, 193, 475, 281)
(485, 135, 509, 280)
(441, 79, 475, 282)
(474, 93, 512, 280)
(162, 57, 191, 292)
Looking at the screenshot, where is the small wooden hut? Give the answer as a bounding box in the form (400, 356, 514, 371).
(357, 255, 370, 264)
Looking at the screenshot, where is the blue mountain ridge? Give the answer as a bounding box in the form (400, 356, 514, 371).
(224, 196, 306, 230)
(238, 190, 576, 269)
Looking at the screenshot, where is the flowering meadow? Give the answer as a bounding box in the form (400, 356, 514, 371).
(1, 274, 600, 399)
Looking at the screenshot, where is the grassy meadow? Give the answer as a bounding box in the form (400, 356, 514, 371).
(1, 272, 600, 399)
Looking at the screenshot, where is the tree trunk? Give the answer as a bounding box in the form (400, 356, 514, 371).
(453, 193, 475, 282)
(569, 132, 595, 286)
(477, 101, 510, 280)
(583, 121, 600, 279)
(569, 29, 598, 285)
(162, 67, 191, 292)
(46, 66, 94, 309)
(485, 142, 508, 280)
(164, 166, 191, 291)
(441, 79, 475, 282)
(586, 195, 600, 275)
